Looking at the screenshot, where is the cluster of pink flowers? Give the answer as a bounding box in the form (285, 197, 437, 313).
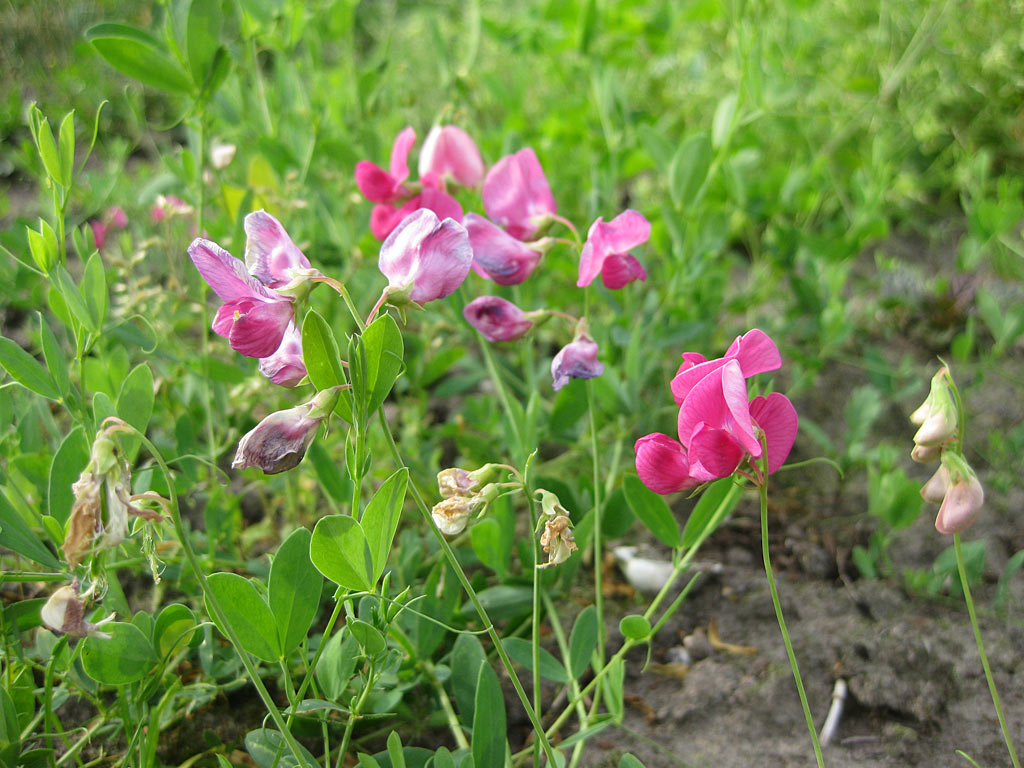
(634, 330, 798, 493)
(355, 124, 651, 389)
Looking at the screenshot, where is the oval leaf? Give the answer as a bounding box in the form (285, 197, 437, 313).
(472, 662, 507, 768)
(360, 468, 408, 584)
(269, 527, 322, 655)
(301, 309, 345, 393)
(310, 515, 373, 593)
(48, 425, 90, 526)
(0, 336, 58, 401)
(624, 475, 680, 548)
(681, 478, 739, 549)
(154, 604, 198, 659)
(669, 133, 712, 209)
(205, 572, 281, 662)
(568, 605, 598, 679)
(81, 622, 159, 685)
(244, 728, 317, 768)
(86, 23, 195, 95)
(502, 637, 569, 684)
(619, 614, 651, 641)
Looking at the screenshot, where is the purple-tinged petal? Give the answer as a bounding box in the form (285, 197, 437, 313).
(244, 210, 312, 288)
(410, 217, 473, 302)
(464, 296, 533, 342)
(212, 299, 255, 337)
(464, 213, 542, 284)
(724, 329, 782, 378)
(389, 126, 417, 184)
(601, 254, 647, 289)
(419, 125, 485, 187)
(749, 393, 798, 474)
(634, 433, 697, 494)
(935, 474, 983, 534)
(227, 300, 294, 358)
(418, 186, 464, 223)
(355, 161, 399, 204)
(189, 238, 268, 302)
(259, 322, 306, 387)
(687, 424, 745, 482)
(483, 148, 557, 240)
(576, 217, 607, 287)
(379, 209, 447, 287)
(551, 333, 603, 391)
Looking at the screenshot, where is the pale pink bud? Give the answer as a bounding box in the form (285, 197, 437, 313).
(258, 322, 306, 388)
(913, 405, 956, 447)
(89, 220, 107, 250)
(378, 209, 473, 304)
(418, 125, 484, 188)
(911, 443, 942, 463)
(921, 464, 950, 504)
(935, 472, 984, 535)
(551, 328, 603, 391)
(107, 206, 128, 230)
(232, 388, 340, 474)
(464, 296, 534, 342)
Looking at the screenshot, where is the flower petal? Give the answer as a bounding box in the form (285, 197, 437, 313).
(483, 147, 556, 240)
(189, 238, 267, 302)
(244, 210, 312, 287)
(600, 253, 647, 289)
(355, 161, 399, 203)
(688, 424, 745, 482)
(419, 125, 484, 187)
(602, 209, 651, 254)
(724, 329, 782, 377)
(465, 213, 541, 284)
(227, 300, 294, 358)
(677, 360, 759, 456)
(464, 296, 533, 342)
(749, 393, 798, 474)
(410, 217, 473, 302)
(634, 433, 697, 494)
(388, 126, 417, 184)
(379, 208, 443, 287)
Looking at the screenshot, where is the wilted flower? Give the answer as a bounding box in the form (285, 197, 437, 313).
(577, 209, 650, 289)
(464, 213, 544, 284)
(41, 585, 114, 639)
(437, 468, 480, 499)
(482, 148, 557, 240)
(188, 238, 295, 358)
(431, 495, 484, 536)
(232, 387, 342, 474)
(539, 515, 577, 567)
(378, 209, 473, 304)
(419, 125, 484, 188)
(258, 321, 306, 388)
(464, 296, 534, 342)
(211, 142, 237, 169)
(551, 322, 603, 390)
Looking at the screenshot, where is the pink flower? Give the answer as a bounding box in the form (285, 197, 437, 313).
(378, 209, 473, 304)
(232, 387, 341, 474)
(370, 186, 464, 241)
(670, 329, 781, 405)
(482, 148, 557, 240)
(634, 433, 699, 494)
(89, 220, 107, 250)
(464, 213, 543, 284)
(258, 322, 306, 388)
(151, 195, 192, 224)
(551, 327, 603, 390)
(464, 296, 534, 342)
(188, 238, 295, 358)
(244, 210, 313, 289)
(419, 125, 484, 188)
(355, 126, 416, 204)
(577, 209, 650, 289)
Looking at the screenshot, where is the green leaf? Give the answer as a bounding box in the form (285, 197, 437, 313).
(38, 313, 69, 397)
(711, 92, 738, 148)
(360, 468, 408, 584)
(57, 110, 75, 187)
(431, 747, 456, 768)
(602, 656, 625, 723)
(26, 225, 55, 272)
(472, 662, 507, 768)
(619, 755, 647, 768)
(0, 490, 60, 569)
(339, 313, 404, 421)
(619, 614, 651, 641)
(153, 604, 198, 659)
(81, 252, 108, 330)
(316, 632, 358, 701)
(624, 475, 680, 548)
(470, 518, 508, 578)
(460, 585, 532, 622)
(682, 478, 739, 549)
(502, 637, 569, 683)
(86, 23, 195, 96)
(269, 527, 322, 655)
(301, 309, 345, 392)
(205, 572, 282, 662)
(669, 133, 712, 209)
(186, 0, 223, 85)
(116, 362, 154, 460)
(308, 441, 350, 502)
(310, 515, 373, 592)
(244, 728, 317, 768)
(568, 605, 598, 678)
(48, 425, 90, 526)
(34, 117, 62, 185)
(81, 622, 159, 684)
(450, 634, 486, 727)
(92, 391, 117, 428)
(51, 264, 96, 333)
(0, 336, 59, 400)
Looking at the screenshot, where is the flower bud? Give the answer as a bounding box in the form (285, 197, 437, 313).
(921, 464, 950, 504)
(437, 468, 480, 499)
(211, 142, 237, 169)
(464, 296, 534, 342)
(41, 585, 114, 639)
(911, 443, 941, 463)
(431, 496, 483, 536)
(539, 515, 577, 567)
(482, 148, 557, 241)
(418, 125, 485, 188)
(935, 471, 984, 535)
(913, 401, 956, 447)
(232, 387, 341, 474)
(258, 322, 306, 388)
(551, 323, 603, 391)
(464, 214, 543, 285)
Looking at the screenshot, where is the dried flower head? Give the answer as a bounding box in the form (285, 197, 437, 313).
(41, 585, 114, 638)
(539, 515, 577, 567)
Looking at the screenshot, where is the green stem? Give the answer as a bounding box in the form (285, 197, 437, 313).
(44, 635, 69, 755)
(288, 593, 346, 725)
(529, 495, 542, 768)
(477, 333, 526, 464)
(585, 379, 605, 673)
(758, 450, 825, 768)
(336, 660, 375, 768)
(954, 534, 1021, 768)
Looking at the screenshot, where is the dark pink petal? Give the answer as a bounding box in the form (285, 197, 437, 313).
(244, 210, 312, 287)
(212, 299, 252, 337)
(370, 204, 403, 240)
(576, 216, 607, 287)
(355, 161, 399, 204)
(419, 126, 484, 187)
(227, 300, 294, 358)
(388, 126, 417, 184)
(634, 433, 697, 494)
(483, 147, 556, 240)
(464, 213, 542, 285)
(749, 393, 798, 474)
(601, 253, 647, 290)
(678, 360, 760, 457)
(724, 329, 782, 377)
(89, 220, 107, 250)
(464, 296, 533, 342)
(688, 424, 745, 482)
(671, 358, 726, 406)
(189, 238, 270, 302)
(418, 187, 464, 223)
(602, 209, 651, 254)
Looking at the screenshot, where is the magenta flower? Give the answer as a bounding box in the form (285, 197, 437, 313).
(419, 125, 484, 188)
(551, 327, 603, 390)
(464, 213, 543, 284)
(188, 238, 295, 358)
(464, 296, 534, 342)
(378, 209, 472, 304)
(244, 210, 313, 289)
(670, 329, 781, 405)
(355, 126, 416, 204)
(483, 148, 557, 240)
(635, 433, 699, 494)
(370, 186, 464, 241)
(259, 322, 306, 388)
(577, 209, 650, 289)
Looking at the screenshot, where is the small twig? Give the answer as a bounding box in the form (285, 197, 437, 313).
(818, 678, 848, 747)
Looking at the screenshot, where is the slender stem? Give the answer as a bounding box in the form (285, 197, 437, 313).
(477, 334, 526, 464)
(336, 661, 375, 768)
(529, 495, 542, 768)
(954, 534, 1021, 768)
(364, 290, 389, 328)
(758, 451, 826, 768)
(585, 379, 605, 674)
(44, 635, 69, 755)
(288, 594, 346, 724)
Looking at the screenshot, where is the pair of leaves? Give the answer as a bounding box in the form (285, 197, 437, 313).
(310, 469, 408, 592)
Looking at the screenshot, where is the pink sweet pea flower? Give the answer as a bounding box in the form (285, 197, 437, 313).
(259, 322, 306, 388)
(551, 326, 603, 390)
(464, 213, 543, 284)
(634, 433, 699, 494)
(671, 329, 782, 405)
(482, 148, 557, 240)
(355, 126, 416, 204)
(188, 238, 295, 358)
(419, 125, 484, 188)
(464, 296, 534, 342)
(378, 209, 473, 304)
(244, 210, 313, 289)
(577, 209, 650, 289)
